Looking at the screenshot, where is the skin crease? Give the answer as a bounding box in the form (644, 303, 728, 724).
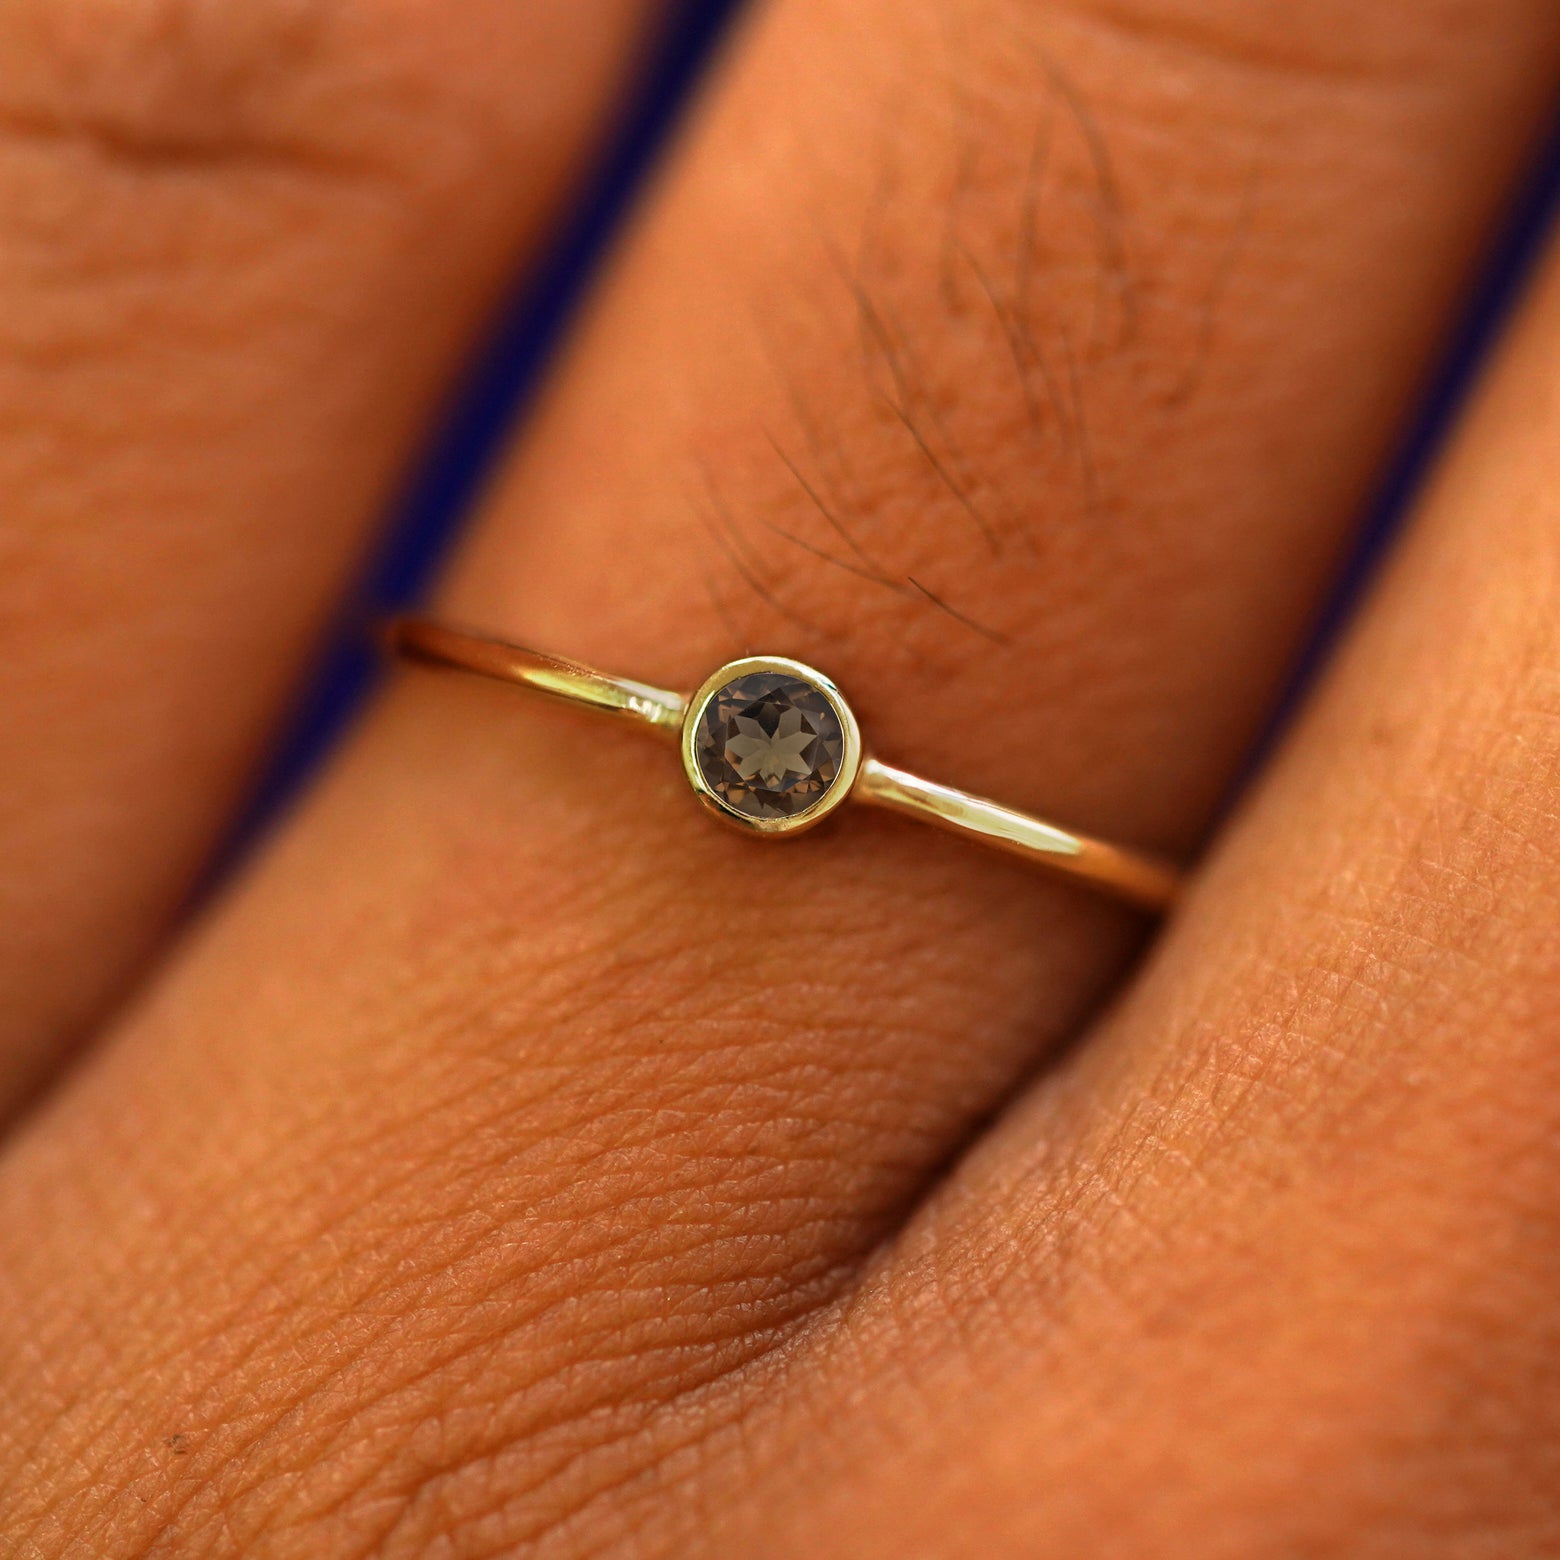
(0, 0, 663, 1115)
(0, 0, 1558, 1557)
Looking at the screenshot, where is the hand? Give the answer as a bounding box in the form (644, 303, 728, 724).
(2, 1, 1558, 1554)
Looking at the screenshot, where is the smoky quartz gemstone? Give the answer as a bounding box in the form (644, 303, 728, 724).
(691, 671, 846, 821)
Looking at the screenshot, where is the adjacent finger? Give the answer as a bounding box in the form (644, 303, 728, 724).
(0, 0, 664, 1113)
(3, 0, 1560, 1554)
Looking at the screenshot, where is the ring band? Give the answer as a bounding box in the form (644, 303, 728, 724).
(387, 618, 1182, 913)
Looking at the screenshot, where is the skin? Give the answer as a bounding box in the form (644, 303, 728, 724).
(0, 0, 1558, 1555)
(0, 0, 661, 1113)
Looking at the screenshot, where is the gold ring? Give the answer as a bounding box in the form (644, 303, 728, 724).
(387, 617, 1182, 913)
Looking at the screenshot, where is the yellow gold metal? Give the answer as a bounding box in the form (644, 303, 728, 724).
(853, 760, 1179, 912)
(387, 618, 1181, 913)
(681, 655, 862, 837)
(389, 618, 685, 738)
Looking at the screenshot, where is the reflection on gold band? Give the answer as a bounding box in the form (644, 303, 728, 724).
(387, 618, 1181, 914)
(853, 760, 1180, 912)
(391, 618, 686, 738)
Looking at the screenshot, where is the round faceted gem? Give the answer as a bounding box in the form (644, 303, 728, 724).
(692, 671, 846, 821)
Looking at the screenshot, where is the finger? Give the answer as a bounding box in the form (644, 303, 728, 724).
(0, 0, 665, 1112)
(715, 233, 1560, 1555)
(4, 0, 1560, 1554)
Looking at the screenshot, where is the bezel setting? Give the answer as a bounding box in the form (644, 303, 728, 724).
(680, 656, 863, 836)
(387, 619, 1182, 910)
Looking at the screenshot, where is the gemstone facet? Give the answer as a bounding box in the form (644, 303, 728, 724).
(691, 671, 846, 822)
